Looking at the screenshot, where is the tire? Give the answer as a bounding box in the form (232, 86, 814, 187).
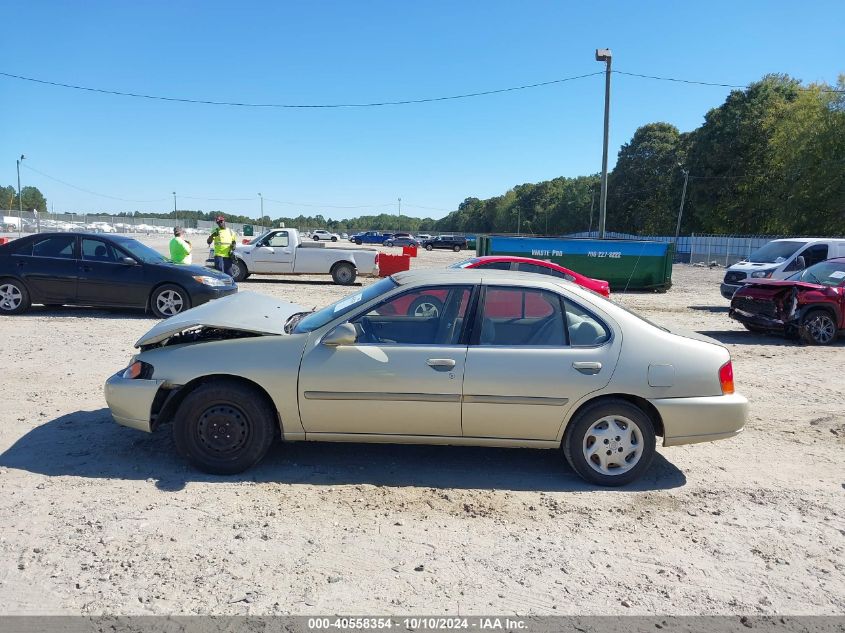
(425, 244, 433, 251)
(331, 236, 337, 242)
(150, 284, 191, 319)
(563, 399, 656, 487)
(332, 262, 357, 286)
(408, 295, 444, 318)
(0, 278, 31, 315)
(231, 259, 249, 282)
(800, 309, 837, 345)
(385, 241, 394, 247)
(453, 245, 461, 252)
(313, 236, 320, 241)
(355, 239, 363, 245)
(172, 379, 277, 475)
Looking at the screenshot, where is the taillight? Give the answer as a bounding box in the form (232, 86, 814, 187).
(719, 361, 734, 395)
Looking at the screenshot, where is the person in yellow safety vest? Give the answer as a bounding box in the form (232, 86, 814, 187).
(207, 215, 238, 276)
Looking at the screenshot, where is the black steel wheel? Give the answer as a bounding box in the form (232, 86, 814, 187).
(172, 380, 277, 475)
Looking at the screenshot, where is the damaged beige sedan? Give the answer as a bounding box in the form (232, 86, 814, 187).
(105, 270, 747, 486)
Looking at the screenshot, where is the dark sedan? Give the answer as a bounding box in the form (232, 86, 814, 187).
(383, 235, 420, 247)
(0, 233, 237, 318)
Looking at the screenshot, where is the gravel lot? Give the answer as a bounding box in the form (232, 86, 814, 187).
(0, 236, 843, 615)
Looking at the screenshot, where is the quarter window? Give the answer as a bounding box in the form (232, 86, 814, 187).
(564, 299, 610, 347)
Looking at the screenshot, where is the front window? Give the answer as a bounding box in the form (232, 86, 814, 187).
(113, 237, 167, 264)
(351, 285, 472, 345)
(790, 261, 845, 286)
(748, 240, 804, 264)
(293, 278, 398, 333)
(265, 232, 289, 247)
(81, 238, 120, 262)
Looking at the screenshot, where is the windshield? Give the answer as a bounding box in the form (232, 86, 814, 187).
(748, 240, 804, 264)
(449, 258, 479, 269)
(293, 277, 398, 333)
(789, 261, 845, 286)
(112, 236, 168, 264)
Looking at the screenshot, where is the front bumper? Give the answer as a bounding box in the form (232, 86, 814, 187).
(720, 283, 741, 300)
(104, 373, 163, 432)
(190, 284, 237, 307)
(650, 392, 748, 447)
(729, 308, 784, 330)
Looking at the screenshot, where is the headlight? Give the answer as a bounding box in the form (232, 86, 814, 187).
(192, 275, 228, 286)
(122, 361, 154, 380)
(750, 270, 773, 278)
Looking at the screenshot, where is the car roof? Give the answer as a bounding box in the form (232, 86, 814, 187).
(392, 267, 573, 287)
(769, 237, 845, 244)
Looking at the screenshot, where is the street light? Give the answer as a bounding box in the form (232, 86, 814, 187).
(258, 193, 266, 228)
(16, 154, 25, 237)
(172, 191, 177, 223)
(674, 166, 690, 245)
(595, 48, 612, 239)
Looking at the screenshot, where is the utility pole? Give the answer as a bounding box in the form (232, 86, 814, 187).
(16, 154, 25, 237)
(397, 197, 401, 232)
(595, 48, 612, 239)
(674, 167, 690, 244)
(172, 191, 177, 223)
(258, 193, 264, 228)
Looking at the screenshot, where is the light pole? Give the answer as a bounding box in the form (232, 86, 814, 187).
(258, 193, 265, 228)
(172, 191, 177, 223)
(674, 166, 690, 244)
(397, 197, 401, 232)
(595, 48, 612, 239)
(16, 154, 25, 237)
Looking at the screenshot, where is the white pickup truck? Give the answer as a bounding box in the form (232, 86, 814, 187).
(218, 228, 379, 285)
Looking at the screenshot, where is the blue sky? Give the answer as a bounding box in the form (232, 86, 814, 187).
(2, 0, 843, 219)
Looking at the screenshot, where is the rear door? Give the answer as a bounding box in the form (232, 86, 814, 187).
(13, 235, 78, 303)
(461, 285, 621, 440)
(76, 237, 147, 306)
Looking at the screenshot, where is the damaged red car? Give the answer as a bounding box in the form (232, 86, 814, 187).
(729, 257, 845, 345)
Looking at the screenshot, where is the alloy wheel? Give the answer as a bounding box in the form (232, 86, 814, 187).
(0, 283, 22, 311)
(156, 289, 185, 317)
(805, 313, 836, 344)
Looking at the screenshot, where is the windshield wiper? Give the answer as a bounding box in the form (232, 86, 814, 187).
(284, 311, 313, 334)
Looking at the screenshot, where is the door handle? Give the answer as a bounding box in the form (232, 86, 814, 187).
(426, 358, 456, 370)
(572, 361, 602, 375)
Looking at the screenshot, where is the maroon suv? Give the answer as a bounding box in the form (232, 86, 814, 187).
(729, 257, 845, 345)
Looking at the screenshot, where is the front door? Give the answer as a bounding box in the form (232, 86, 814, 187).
(76, 237, 147, 306)
(461, 286, 621, 440)
(252, 231, 294, 273)
(298, 285, 473, 437)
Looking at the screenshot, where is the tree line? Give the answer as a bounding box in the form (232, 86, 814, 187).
(435, 74, 845, 236)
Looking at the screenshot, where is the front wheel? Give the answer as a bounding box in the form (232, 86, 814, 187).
(332, 262, 357, 285)
(563, 399, 656, 486)
(801, 309, 837, 345)
(231, 259, 249, 282)
(150, 284, 191, 319)
(0, 278, 31, 315)
(172, 380, 277, 475)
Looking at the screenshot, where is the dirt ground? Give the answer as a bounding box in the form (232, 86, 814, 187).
(0, 236, 843, 616)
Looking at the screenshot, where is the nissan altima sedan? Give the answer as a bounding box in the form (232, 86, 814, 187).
(104, 270, 747, 486)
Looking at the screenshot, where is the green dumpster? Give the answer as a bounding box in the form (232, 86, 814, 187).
(481, 237, 673, 291)
(242, 224, 254, 236)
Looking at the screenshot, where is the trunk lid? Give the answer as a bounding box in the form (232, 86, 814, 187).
(136, 291, 308, 348)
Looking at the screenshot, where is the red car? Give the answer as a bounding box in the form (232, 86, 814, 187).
(450, 256, 611, 297)
(729, 257, 845, 345)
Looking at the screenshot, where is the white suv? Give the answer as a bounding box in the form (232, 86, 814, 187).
(312, 229, 339, 242)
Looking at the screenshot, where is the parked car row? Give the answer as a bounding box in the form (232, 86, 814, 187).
(722, 238, 845, 345)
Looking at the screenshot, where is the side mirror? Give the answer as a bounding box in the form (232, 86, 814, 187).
(120, 256, 138, 266)
(321, 323, 357, 347)
(796, 255, 806, 270)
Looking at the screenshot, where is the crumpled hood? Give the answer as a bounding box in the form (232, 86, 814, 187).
(135, 291, 307, 347)
(737, 279, 824, 292)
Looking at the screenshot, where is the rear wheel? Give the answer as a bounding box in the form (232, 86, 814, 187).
(150, 284, 191, 319)
(801, 309, 837, 345)
(313, 236, 320, 241)
(563, 399, 656, 486)
(355, 239, 363, 245)
(332, 262, 357, 285)
(425, 244, 433, 251)
(331, 236, 338, 242)
(0, 278, 31, 315)
(385, 240, 394, 247)
(231, 259, 249, 282)
(172, 380, 277, 475)
(453, 244, 461, 252)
